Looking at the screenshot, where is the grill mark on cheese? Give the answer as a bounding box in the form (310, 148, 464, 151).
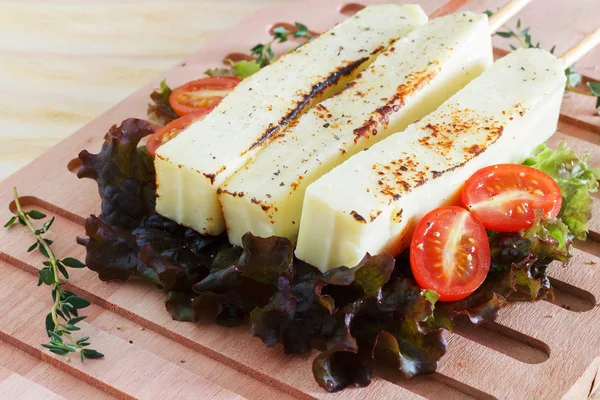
(352, 63, 439, 144)
(369, 210, 382, 222)
(417, 106, 507, 157)
(217, 188, 245, 198)
(351, 210, 367, 223)
(202, 165, 227, 185)
(361, 105, 527, 224)
(393, 209, 403, 223)
(240, 56, 371, 158)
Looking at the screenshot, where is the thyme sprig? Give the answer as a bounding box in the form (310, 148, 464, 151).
(485, 10, 600, 114)
(251, 22, 313, 67)
(5, 187, 103, 362)
(205, 22, 314, 79)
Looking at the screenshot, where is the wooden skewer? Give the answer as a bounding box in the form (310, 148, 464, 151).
(488, 0, 534, 34)
(560, 27, 600, 67)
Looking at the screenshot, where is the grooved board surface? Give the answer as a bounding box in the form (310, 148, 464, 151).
(1, 1, 599, 399)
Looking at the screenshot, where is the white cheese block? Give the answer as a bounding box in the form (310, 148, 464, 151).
(154, 4, 428, 235)
(219, 12, 493, 246)
(295, 48, 566, 272)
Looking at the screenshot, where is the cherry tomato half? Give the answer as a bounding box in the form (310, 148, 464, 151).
(410, 206, 490, 302)
(461, 164, 562, 232)
(146, 109, 210, 157)
(169, 76, 241, 117)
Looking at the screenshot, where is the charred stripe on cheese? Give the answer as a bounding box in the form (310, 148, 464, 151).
(295, 48, 566, 271)
(242, 55, 374, 157)
(155, 4, 429, 235)
(219, 12, 492, 245)
(351, 62, 440, 144)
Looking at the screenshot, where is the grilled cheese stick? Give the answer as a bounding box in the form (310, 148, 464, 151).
(295, 48, 566, 271)
(154, 4, 428, 235)
(219, 12, 493, 245)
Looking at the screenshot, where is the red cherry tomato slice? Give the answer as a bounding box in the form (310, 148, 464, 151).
(169, 76, 241, 117)
(410, 206, 490, 302)
(461, 164, 562, 232)
(146, 109, 210, 157)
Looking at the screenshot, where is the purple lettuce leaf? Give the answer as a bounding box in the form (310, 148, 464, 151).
(192, 234, 292, 327)
(78, 118, 159, 229)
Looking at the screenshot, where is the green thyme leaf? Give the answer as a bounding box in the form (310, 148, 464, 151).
(76, 336, 90, 344)
(41, 217, 55, 233)
(57, 263, 69, 279)
(566, 66, 583, 87)
(64, 296, 91, 310)
(69, 316, 87, 325)
(61, 257, 86, 269)
(39, 245, 49, 258)
(250, 21, 314, 67)
(48, 330, 63, 342)
(49, 348, 69, 356)
(45, 313, 55, 335)
(39, 268, 55, 285)
(587, 82, 600, 108)
(27, 242, 38, 252)
(3, 216, 16, 228)
(273, 26, 289, 42)
(496, 31, 513, 38)
(294, 22, 310, 38)
(64, 324, 80, 331)
(27, 210, 46, 219)
(63, 343, 77, 352)
(82, 349, 104, 359)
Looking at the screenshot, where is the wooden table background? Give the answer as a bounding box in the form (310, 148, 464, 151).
(0, 0, 295, 180)
(1, 0, 599, 181)
(1, 0, 599, 398)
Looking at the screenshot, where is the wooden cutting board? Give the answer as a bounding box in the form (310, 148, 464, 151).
(1, 0, 599, 398)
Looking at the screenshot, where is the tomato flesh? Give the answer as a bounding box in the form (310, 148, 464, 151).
(410, 206, 490, 302)
(462, 164, 562, 232)
(169, 76, 241, 117)
(146, 109, 210, 157)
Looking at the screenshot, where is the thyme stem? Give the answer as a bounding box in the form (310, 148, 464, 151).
(7, 187, 103, 361)
(565, 86, 596, 96)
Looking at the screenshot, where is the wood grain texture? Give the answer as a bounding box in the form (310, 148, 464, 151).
(0, 0, 599, 398)
(0, 0, 295, 181)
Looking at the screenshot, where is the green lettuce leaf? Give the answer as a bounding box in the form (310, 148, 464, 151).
(230, 59, 261, 78)
(147, 80, 179, 125)
(205, 59, 261, 79)
(524, 141, 600, 240)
